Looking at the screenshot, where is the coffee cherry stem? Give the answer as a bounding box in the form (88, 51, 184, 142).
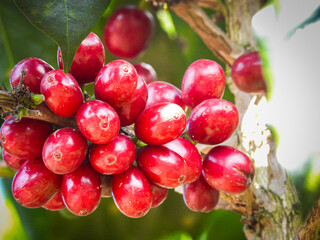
(31, 94, 45, 106)
(180, 131, 197, 145)
(120, 126, 146, 148)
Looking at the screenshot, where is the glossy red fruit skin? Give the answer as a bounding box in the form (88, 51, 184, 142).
(134, 102, 186, 145)
(146, 81, 186, 110)
(183, 175, 219, 213)
(0, 117, 53, 159)
(231, 51, 266, 94)
(115, 76, 148, 126)
(187, 99, 239, 145)
(76, 100, 120, 144)
(137, 145, 187, 188)
(112, 166, 152, 218)
(203, 146, 255, 194)
(134, 62, 157, 84)
(100, 175, 112, 198)
(150, 183, 168, 208)
(10, 58, 54, 94)
(41, 70, 83, 118)
(43, 128, 88, 175)
(12, 160, 62, 208)
(43, 188, 65, 211)
(104, 6, 154, 59)
(61, 163, 101, 216)
(57, 32, 105, 84)
(2, 149, 26, 170)
(163, 138, 202, 184)
(89, 134, 136, 175)
(95, 60, 138, 109)
(181, 59, 225, 109)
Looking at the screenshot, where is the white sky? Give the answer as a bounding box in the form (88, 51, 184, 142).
(252, 0, 320, 171)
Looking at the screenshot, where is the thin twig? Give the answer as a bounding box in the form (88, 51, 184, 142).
(171, 0, 243, 66)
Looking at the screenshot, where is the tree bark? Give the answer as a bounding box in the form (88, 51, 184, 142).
(165, 0, 302, 239)
(0, 1, 304, 238)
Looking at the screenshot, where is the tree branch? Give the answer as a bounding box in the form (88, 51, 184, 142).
(297, 198, 320, 240)
(171, 0, 243, 66)
(0, 89, 77, 128)
(197, 0, 218, 10)
(159, 0, 302, 239)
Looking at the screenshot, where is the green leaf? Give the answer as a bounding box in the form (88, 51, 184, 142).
(14, 0, 111, 73)
(287, 6, 320, 38)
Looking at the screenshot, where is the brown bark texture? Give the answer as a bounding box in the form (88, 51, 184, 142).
(153, 0, 303, 239)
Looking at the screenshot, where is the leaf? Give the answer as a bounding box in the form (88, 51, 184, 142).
(0, 0, 58, 88)
(14, 0, 111, 73)
(287, 6, 320, 38)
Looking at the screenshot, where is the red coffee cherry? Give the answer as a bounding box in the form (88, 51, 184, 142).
(12, 160, 62, 208)
(231, 51, 267, 94)
(76, 100, 120, 144)
(0, 117, 53, 159)
(112, 166, 152, 218)
(137, 145, 188, 188)
(89, 134, 136, 175)
(187, 99, 239, 145)
(202, 146, 255, 194)
(163, 137, 202, 184)
(62, 163, 101, 216)
(2, 149, 26, 170)
(134, 62, 157, 84)
(43, 128, 88, 175)
(135, 102, 186, 145)
(57, 32, 105, 84)
(95, 60, 138, 109)
(104, 6, 154, 59)
(150, 183, 168, 208)
(183, 175, 219, 213)
(181, 59, 225, 109)
(10, 57, 54, 94)
(146, 81, 185, 110)
(115, 76, 148, 126)
(41, 69, 83, 118)
(43, 188, 65, 211)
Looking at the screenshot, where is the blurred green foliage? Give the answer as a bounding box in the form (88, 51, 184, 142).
(0, 0, 243, 239)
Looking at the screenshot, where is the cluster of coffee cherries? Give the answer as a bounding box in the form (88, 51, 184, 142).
(0, 5, 262, 218)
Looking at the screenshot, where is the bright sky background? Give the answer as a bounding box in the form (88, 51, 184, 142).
(252, 0, 320, 171)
